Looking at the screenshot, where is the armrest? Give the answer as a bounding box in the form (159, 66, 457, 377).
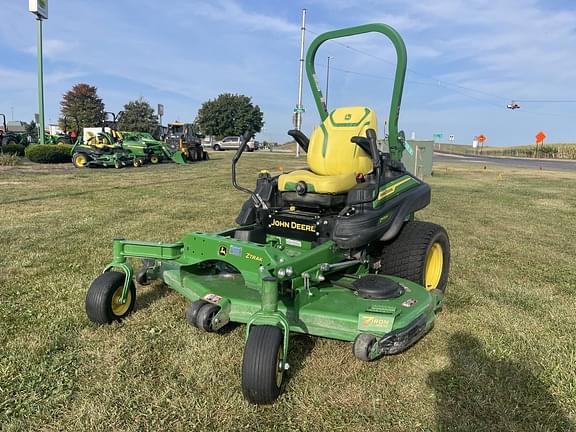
(288, 129, 309, 153)
(350, 136, 372, 156)
(352, 128, 381, 172)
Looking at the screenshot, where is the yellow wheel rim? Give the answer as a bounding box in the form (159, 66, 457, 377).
(75, 154, 87, 166)
(424, 242, 443, 290)
(111, 286, 132, 316)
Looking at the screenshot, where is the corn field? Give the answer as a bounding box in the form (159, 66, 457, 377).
(434, 143, 576, 159)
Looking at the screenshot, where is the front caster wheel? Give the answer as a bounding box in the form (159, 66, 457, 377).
(353, 333, 378, 362)
(195, 303, 219, 332)
(86, 271, 136, 324)
(185, 300, 208, 328)
(242, 325, 285, 404)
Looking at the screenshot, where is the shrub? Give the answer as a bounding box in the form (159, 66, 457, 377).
(25, 144, 72, 163)
(0, 153, 19, 166)
(1, 142, 26, 156)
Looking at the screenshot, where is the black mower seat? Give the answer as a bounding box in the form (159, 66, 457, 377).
(278, 106, 376, 195)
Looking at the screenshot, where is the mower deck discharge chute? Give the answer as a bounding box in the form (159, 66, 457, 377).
(86, 23, 450, 404)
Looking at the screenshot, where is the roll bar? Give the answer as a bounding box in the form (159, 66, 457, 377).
(305, 23, 408, 162)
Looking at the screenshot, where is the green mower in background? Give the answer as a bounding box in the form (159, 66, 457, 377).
(86, 23, 450, 404)
(120, 131, 167, 164)
(71, 112, 145, 169)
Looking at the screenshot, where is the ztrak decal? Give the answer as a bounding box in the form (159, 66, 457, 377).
(245, 252, 263, 262)
(373, 176, 419, 208)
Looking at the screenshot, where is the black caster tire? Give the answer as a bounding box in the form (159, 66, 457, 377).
(353, 333, 378, 362)
(195, 303, 219, 332)
(114, 161, 122, 169)
(242, 325, 284, 405)
(135, 267, 150, 286)
(375, 221, 450, 293)
(185, 300, 208, 327)
(86, 271, 136, 325)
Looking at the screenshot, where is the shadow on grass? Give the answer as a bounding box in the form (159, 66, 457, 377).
(135, 282, 171, 312)
(428, 333, 574, 432)
(284, 334, 316, 385)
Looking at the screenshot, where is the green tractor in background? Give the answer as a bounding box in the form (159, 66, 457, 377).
(71, 112, 145, 169)
(0, 114, 31, 151)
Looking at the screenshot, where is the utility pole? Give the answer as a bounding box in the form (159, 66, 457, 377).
(325, 56, 331, 112)
(29, 0, 48, 145)
(294, 8, 306, 158)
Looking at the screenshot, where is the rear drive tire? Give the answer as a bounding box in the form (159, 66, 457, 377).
(242, 325, 284, 404)
(150, 155, 160, 164)
(375, 221, 450, 292)
(86, 271, 136, 324)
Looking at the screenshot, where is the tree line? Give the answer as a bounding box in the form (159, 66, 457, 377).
(58, 83, 264, 140)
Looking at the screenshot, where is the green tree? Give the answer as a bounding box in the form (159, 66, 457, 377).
(59, 83, 105, 130)
(195, 93, 264, 139)
(117, 99, 160, 138)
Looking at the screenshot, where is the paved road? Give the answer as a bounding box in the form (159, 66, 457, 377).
(434, 152, 576, 171)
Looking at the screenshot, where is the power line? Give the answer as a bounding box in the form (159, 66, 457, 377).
(306, 27, 574, 117)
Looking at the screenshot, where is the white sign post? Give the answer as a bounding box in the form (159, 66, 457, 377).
(29, 0, 48, 19)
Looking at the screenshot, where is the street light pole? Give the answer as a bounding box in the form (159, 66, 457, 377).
(325, 56, 331, 112)
(36, 16, 45, 144)
(294, 8, 306, 158)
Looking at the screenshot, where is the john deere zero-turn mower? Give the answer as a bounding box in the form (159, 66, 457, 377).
(120, 131, 167, 164)
(85, 23, 450, 404)
(72, 113, 145, 168)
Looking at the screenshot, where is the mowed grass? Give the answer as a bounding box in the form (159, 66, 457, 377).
(1, 152, 575, 431)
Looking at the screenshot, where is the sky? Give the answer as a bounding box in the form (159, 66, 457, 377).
(1, 0, 575, 145)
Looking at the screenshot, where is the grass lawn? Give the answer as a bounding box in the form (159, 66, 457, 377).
(1, 152, 575, 431)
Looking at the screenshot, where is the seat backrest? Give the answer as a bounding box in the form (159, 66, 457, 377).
(307, 106, 377, 176)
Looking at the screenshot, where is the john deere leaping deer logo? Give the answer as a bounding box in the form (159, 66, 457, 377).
(345, 113, 352, 120)
(218, 245, 227, 256)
